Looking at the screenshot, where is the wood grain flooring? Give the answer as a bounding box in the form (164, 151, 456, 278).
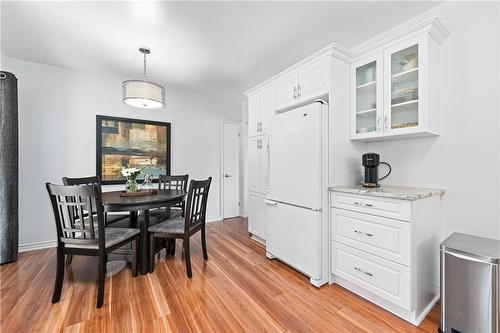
(0, 218, 440, 332)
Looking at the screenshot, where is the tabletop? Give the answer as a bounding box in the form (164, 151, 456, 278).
(102, 189, 186, 212)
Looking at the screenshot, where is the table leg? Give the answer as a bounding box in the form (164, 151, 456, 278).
(130, 211, 138, 227)
(139, 209, 150, 275)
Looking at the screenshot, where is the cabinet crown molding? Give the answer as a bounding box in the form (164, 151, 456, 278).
(243, 43, 353, 96)
(350, 17, 450, 58)
(243, 17, 449, 98)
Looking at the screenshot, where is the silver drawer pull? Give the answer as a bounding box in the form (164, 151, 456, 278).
(354, 230, 373, 237)
(354, 201, 373, 207)
(354, 266, 373, 277)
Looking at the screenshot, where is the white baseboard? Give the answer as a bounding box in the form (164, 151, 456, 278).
(206, 215, 222, 223)
(19, 240, 57, 252)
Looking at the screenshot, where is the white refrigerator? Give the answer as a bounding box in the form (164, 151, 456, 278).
(264, 100, 327, 282)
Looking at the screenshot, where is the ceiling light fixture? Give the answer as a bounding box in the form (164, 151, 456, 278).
(122, 47, 165, 109)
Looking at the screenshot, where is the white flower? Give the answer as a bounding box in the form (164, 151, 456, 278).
(120, 166, 141, 178)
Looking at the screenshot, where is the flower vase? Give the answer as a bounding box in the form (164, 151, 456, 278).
(126, 178, 138, 193)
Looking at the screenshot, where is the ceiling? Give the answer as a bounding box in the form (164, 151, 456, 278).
(1, 1, 442, 98)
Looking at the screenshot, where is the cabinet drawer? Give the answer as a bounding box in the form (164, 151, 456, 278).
(332, 192, 411, 221)
(331, 209, 411, 266)
(331, 242, 411, 310)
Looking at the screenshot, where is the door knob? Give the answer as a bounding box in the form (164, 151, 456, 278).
(223, 174, 231, 178)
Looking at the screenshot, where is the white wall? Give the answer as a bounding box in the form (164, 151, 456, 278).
(1, 54, 240, 250)
(360, 2, 500, 240)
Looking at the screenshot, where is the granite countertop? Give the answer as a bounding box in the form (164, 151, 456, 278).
(329, 184, 444, 201)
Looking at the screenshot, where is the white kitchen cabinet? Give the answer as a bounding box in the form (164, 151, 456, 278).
(330, 188, 443, 325)
(248, 93, 261, 138)
(248, 191, 266, 241)
(248, 84, 275, 137)
(247, 136, 268, 193)
(350, 21, 447, 141)
(247, 134, 269, 241)
(297, 56, 329, 102)
(275, 72, 298, 110)
(350, 54, 383, 140)
(275, 56, 330, 110)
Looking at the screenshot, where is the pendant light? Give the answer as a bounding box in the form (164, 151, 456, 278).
(122, 47, 165, 109)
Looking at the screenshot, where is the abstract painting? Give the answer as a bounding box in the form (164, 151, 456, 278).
(96, 115, 171, 184)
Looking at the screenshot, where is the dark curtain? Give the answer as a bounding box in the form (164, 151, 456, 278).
(0, 71, 18, 264)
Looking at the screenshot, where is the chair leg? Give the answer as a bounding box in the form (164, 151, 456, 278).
(96, 254, 106, 308)
(65, 254, 73, 265)
(149, 234, 155, 273)
(183, 238, 192, 278)
(169, 238, 176, 256)
(163, 239, 168, 257)
(131, 238, 138, 277)
(52, 247, 65, 303)
(201, 227, 208, 261)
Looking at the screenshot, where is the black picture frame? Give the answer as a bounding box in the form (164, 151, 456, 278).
(96, 115, 171, 185)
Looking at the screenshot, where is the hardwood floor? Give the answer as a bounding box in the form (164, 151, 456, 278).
(0, 218, 439, 332)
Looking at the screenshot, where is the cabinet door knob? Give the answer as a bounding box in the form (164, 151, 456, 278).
(297, 84, 301, 98)
(384, 115, 388, 131)
(293, 86, 297, 99)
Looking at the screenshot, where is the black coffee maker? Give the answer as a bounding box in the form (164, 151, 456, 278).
(362, 153, 391, 188)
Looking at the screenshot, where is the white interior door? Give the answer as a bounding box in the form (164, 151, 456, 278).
(222, 122, 241, 219)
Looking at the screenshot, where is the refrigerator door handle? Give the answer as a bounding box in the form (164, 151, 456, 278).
(263, 199, 278, 206)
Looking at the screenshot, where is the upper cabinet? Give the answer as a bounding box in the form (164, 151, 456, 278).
(248, 84, 275, 137)
(351, 54, 384, 139)
(350, 19, 449, 141)
(275, 56, 330, 110)
(248, 54, 331, 136)
(384, 40, 421, 136)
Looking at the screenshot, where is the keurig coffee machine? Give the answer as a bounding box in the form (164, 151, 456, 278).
(362, 153, 391, 187)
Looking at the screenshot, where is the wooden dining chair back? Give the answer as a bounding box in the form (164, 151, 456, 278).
(184, 178, 212, 236)
(48, 182, 105, 248)
(46, 183, 139, 308)
(148, 177, 212, 278)
(158, 174, 189, 217)
(63, 176, 128, 225)
(62, 176, 101, 187)
(158, 174, 189, 192)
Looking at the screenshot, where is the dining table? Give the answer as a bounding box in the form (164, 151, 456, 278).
(102, 189, 186, 275)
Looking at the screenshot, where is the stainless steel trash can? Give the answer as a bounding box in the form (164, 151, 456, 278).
(440, 233, 500, 333)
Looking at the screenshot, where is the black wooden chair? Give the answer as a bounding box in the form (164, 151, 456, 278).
(149, 174, 189, 256)
(148, 177, 212, 278)
(62, 176, 130, 265)
(62, 176, 129, 226)
(151, 174, 189, 218)
(46, 183, 139, 308)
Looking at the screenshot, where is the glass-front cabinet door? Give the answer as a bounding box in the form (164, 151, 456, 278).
(351, 55, 383, 139)
(385, 41, 421, 133)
